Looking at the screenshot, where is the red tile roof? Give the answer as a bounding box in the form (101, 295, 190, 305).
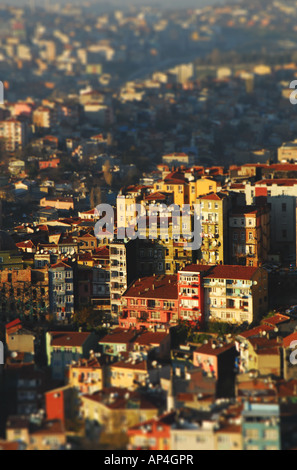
(283, 332, 297, 348)
(6, 318, 22, 331)
(194, 341, 235, 356)
(256, 179, 297, 186)
(236, 325, 275, 339)
(181, 264, 258, 281)
(248, 337, 281, 354)
(198, 192, 225, 201)
(99, 328, 138, 344)
(134, 331, 169, 346)
(82, 387, 158, 410)
(123, 275, 178, 300)
(50, 261, 71, 269)
(49, 331, 91, 347)
(261, 313, 290, 327)
(0, 440, 20, 450)
(128, 412, 175, 432)
(31, 420, 65, 436)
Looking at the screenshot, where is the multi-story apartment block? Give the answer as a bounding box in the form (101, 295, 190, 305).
(116, 187, 144, 229)
(196, 192, 231, 265)
(136, 212, 196, 275)
(242, 402, 281, 451)
(178, 264, 268, 325)
(32, 106, 53, 129)
(92, 264, 110, 315)
(109, 240, 137, 319)
(0, 118, 28, 152)
(48, 261, 74, 322)
(229, 205, 270, 267)
(178, 265, 209, 325)
(202, 265, 268, 324)
(244, 180, 297, 260)
(119, 275, 178, 330)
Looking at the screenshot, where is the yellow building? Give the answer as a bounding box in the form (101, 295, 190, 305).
(215, 425, 242, 450)
(154, 171, 221, 208)
(195, 178, 221, 200)
(136, 213, 196, 274)
(80, 388, 158, 434)
(106, 359, 149, 390)
(203, 265, 268, 324)
(154, 170, 188, 207)
(68, 356, 105, 395)
(197, 192, 230, 265)
(117, 193, 141, 229)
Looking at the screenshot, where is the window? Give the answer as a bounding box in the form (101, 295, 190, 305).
(282, 203, 286, 212)
(265, 430, 278, 440)
(245, 428, 259, 439)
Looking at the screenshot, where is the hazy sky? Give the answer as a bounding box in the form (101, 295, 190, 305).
(0, 0, 226, 8)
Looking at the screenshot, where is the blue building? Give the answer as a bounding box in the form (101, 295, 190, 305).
(242, 401, 281, 450)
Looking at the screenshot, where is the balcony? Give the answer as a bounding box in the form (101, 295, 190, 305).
(111, 286, 125, 292)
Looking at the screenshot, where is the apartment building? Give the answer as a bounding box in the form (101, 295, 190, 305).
(109, 240, 137, 319)
(178, 264, 268, 325)
(0, 118, 28, 152)
(196, 192, 231, 265)
(48, 261, 74, 322)
(119, 275, 178, 330)
(244, 180, 297, 259)
(178, 265, 208, 325)
(229, 205, 270, 267)
(242, 402, 281, 451)
(45, 331, 97, 380)
(203, 265, 268, 324)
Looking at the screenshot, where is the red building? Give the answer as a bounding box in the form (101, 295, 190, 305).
(45, 385, 77, 424)
(119, 275, 178, 330)
(39, 158, 60, 170)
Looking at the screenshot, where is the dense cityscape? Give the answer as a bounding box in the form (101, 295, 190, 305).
(2, 0, 297, 452)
